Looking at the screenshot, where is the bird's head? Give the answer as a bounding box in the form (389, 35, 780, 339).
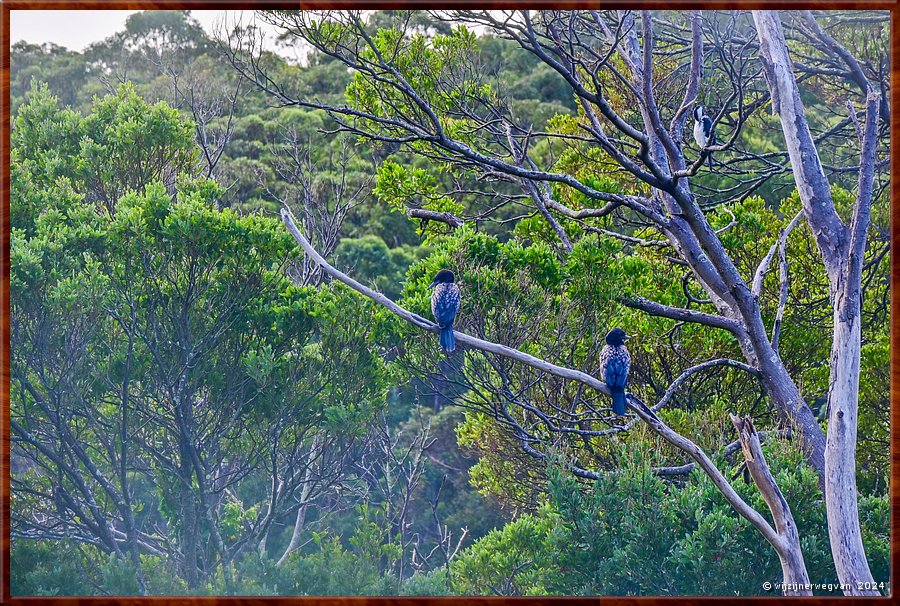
(428, 269, 455, 288)
(693, 106, 705, 121)
(605, 327, 630, 346)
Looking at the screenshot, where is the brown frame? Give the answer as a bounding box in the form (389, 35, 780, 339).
(0, 2, 897, 603)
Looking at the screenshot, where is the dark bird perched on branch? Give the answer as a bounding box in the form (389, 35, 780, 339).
(599, 328, 631, 415)
(693, 106, 716, 170)
(429, 269, 460, 354)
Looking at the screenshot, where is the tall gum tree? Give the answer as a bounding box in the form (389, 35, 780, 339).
(752, 9, 881, 595)
(227, 9, 888, 594)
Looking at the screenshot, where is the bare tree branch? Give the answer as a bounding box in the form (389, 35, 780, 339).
(620, 296, 742, 334)
(406, 207, 465, 228)
(280, 208, 814, 583)
(730, 414, 811, 594)
(752, 210, 803, 298)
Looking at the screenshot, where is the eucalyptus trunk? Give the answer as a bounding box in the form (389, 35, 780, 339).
(752, 9, 880, 595)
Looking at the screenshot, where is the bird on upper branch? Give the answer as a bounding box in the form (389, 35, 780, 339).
(429, 269, 460, 354)
(599, 327, 631, 415)
(693, 105, 716, 170)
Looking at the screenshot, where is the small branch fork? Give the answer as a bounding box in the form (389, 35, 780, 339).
(281, 207, 810, 593)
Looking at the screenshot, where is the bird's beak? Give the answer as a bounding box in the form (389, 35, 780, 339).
(428, 279, 438, 289)
(624, 335, 631, 341)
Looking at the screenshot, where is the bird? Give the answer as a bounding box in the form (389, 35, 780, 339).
(693, 105, 716, 170)
(599, 327, 631, 415)
(429, 269, 460, 354)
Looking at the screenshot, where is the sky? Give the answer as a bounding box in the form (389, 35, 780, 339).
(10, 10, 285, 53)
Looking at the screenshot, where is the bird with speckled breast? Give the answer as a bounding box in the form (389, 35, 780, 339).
(599, 327, 631, 415)
(429, 269, 460, 354)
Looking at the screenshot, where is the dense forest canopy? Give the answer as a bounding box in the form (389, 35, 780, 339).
(10, 9, 890, 596)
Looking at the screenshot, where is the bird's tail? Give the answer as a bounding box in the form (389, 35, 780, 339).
(707, 151, 714, 170)
(611, 389, 627, 415)
(440, 326, 456, 354)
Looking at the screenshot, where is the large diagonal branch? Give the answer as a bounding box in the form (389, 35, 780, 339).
(283, 207, 616, 391)
(280, 207, 807, 575)
(730, 414, 811, 594)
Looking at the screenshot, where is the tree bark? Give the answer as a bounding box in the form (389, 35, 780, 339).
(825, 293, 874, 595)
(752, 10, 879, 595)
(730, 415, 810, 595)
(178, 441, 200, 589)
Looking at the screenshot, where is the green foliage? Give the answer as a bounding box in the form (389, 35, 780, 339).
(100, 555, 143, 596)
(398, 570, 454, 596)
(451, 507, 562, 595)
(10, 9, 891, 598)
(11, 70, 390, 596)
(335, 234, 422, 299)
(285, 533, 392, 596)
(140, 556, 190, 595)
(10, 541, 100, 596)
(452, 441, 889, 596)
(374, 160, 464, 242)
(14, 81, 197, 215)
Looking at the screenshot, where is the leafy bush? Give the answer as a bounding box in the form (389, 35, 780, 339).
(452, 439, 889, 596)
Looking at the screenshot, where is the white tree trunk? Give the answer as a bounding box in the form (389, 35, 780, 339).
(752, 10, 879, 595)
(824, 286, 877, 595)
